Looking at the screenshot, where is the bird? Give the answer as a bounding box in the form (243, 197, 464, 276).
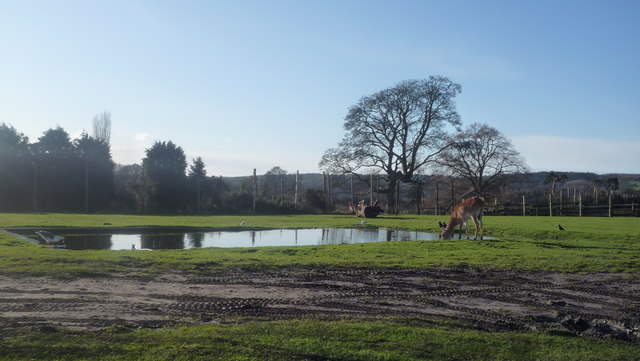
(558, 224, 565, 231)
(360, 220, 367, 226)
(240, 220, 246, 226)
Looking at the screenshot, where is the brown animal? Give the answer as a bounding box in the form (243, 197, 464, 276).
(439, 196, 484, 240)
(349, 200, 384, 218)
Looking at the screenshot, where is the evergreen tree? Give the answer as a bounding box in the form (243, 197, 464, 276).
(0, 123, 32, 210)
(33, 127, 82, 211)
(142, 141, 187, 212)
(74, 132, 115, 212)
(188, 157, 206, 212)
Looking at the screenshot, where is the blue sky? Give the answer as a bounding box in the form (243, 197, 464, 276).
(1, 0, 638, 175)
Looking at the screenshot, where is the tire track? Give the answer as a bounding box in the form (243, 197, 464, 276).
(0, 268, 638, 340)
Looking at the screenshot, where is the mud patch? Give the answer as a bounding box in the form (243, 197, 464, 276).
(0, 267, 638, 341)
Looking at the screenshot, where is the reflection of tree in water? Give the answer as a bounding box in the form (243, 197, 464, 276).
(64, 234, 112, 250)
(186, 233, 204, 248)
(141, 233, 185, 250)
(319, 228, 351, 245)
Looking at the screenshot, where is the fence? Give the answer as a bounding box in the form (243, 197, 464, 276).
(483, 202, 639, 217)
(245, 171, 640, 217)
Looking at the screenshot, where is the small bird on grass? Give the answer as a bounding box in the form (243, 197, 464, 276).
(558, 224, 565, 231)
(360, 220, 367, 226)
(240, 220, 246, 226)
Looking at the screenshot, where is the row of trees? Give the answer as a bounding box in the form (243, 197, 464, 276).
(0, 116, 635, 215)
(0, 114, 114, 212)
(0, 121, 319, 213)
(2, 75, 634, 215)
(1, 75, 528, 215)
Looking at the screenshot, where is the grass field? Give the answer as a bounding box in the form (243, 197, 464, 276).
(1, 213, 639, 360)
(3, 320, 639, 361)
(1, 213, 638, 276)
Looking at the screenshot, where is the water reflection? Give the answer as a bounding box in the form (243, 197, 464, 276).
(141, 233, 184, 250)
(17, 228, 444, 251)
(63, 234, 112, 250)
(186, 233, 204, 248)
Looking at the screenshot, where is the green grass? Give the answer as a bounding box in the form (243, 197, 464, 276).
(1, 213, 639, 360)
(1, 320, 638, 361)
(0, 213, 639, 276)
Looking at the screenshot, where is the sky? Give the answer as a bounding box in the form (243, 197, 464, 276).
(1, 0, 638, 176)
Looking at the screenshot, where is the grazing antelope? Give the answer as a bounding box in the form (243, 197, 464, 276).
(439, 196, 484, 240)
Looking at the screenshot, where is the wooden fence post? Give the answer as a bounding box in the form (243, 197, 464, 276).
(328, 173, 332, 210)
(395, 181, 400, 214)
(294, 170, 298, 209)
(560, 188, 563, 209)
(252, 168, 257, 213)
(549, 194, 553, 217)
(322, 172, 328, 213)
(350, 173, 354, 207)
(522, 195, 526, 216)
(370, 173, 373, 205)
(579, 194, 583, 217)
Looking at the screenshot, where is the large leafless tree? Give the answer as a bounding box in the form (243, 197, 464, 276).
(320, 76, 462, 211)
(437, 123, 528, 197)
(92, 111, 111, 146)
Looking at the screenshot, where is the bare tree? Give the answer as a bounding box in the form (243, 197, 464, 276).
(544, 172, 568, 200)
(320, 76, 462, 211)
(437, 123, 528, 197)
(263, 166, 288, 203)
(92, 111, 111, 145)
(591, 177, 619, 204)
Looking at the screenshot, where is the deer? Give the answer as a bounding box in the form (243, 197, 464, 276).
(349, 199, 384, 218)
(439, 196, 484, 240)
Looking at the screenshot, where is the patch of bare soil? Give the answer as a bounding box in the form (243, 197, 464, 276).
(1, 267, 639, 341)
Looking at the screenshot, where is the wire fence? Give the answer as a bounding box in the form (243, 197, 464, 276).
(483, 202, 640, 217)
(245, 171, 640, 217)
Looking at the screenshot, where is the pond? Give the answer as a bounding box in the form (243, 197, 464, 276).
(9, 227, 443, 250)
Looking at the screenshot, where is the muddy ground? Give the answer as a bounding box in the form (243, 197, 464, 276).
(1, 267, 639, 341)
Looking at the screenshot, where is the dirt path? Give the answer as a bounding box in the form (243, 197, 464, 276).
(1, 267, 639, 341)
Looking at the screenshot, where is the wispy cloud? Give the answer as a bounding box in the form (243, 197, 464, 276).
(511, 136, 640, 174)
(134, 133, 151, 141)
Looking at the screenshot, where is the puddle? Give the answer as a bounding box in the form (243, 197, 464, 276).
(8, 227, 443, 250)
